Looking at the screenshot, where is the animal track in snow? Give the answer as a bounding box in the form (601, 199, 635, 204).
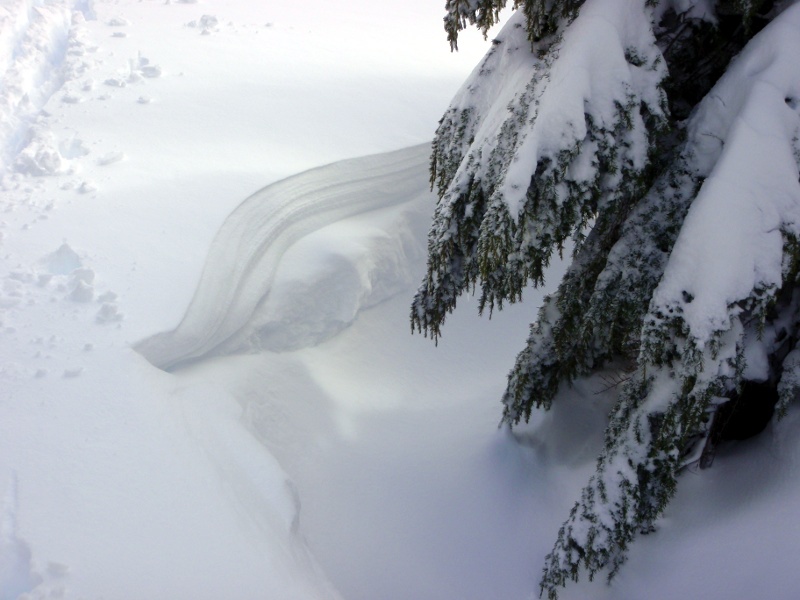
(0, 473, 41, 598)
(0, 474, 71, 597)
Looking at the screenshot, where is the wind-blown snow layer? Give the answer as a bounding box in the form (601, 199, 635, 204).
(136, 144, 432, 370)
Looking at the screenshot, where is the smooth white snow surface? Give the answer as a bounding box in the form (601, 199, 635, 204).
(2, 1, 800, 600)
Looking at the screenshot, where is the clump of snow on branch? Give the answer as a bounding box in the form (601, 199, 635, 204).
(413, 0, 667, 339)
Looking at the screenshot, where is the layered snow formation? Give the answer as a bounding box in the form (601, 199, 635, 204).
(136, 144, 431, 370)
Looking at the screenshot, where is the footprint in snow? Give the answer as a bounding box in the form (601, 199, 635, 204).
(0, 474, 42, 596)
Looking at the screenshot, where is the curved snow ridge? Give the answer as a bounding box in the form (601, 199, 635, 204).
(136, 144, 432, 370)
(224, 198, 429, 355)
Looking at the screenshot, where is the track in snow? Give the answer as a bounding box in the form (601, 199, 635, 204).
(0, 0, 94, 174)
(136, 144, 432, 370)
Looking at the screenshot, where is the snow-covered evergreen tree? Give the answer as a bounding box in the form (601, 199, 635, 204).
(413, 0, 800, 596)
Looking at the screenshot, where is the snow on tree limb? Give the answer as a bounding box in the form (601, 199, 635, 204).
(543, 4, 800, 596)
(416, 0, 800, 597)
(412, 0, 668, 340)
(444, 0, 585, 51)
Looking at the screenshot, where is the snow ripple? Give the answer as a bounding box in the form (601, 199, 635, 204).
(135, 144, 432, 370)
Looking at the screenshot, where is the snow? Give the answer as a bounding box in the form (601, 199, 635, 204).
(135, 144, 434, 369)
(2, 1, 800, 600)
(439, 0, 666, 220)
(495, 0, 660, 215)
(652, 2, 800, 345)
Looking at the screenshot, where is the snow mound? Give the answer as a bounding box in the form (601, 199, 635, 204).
(135, 144, 433, 369)
(13, 132, 67, 176)
(43, 242, 81, 275)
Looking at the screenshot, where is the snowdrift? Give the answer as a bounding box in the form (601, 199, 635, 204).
(135, 144, 432, 370)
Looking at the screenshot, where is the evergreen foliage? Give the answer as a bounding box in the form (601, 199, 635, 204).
(413, 0, 800, 596)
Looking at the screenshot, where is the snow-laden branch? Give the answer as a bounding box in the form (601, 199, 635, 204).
(412, 0, 668, 341)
